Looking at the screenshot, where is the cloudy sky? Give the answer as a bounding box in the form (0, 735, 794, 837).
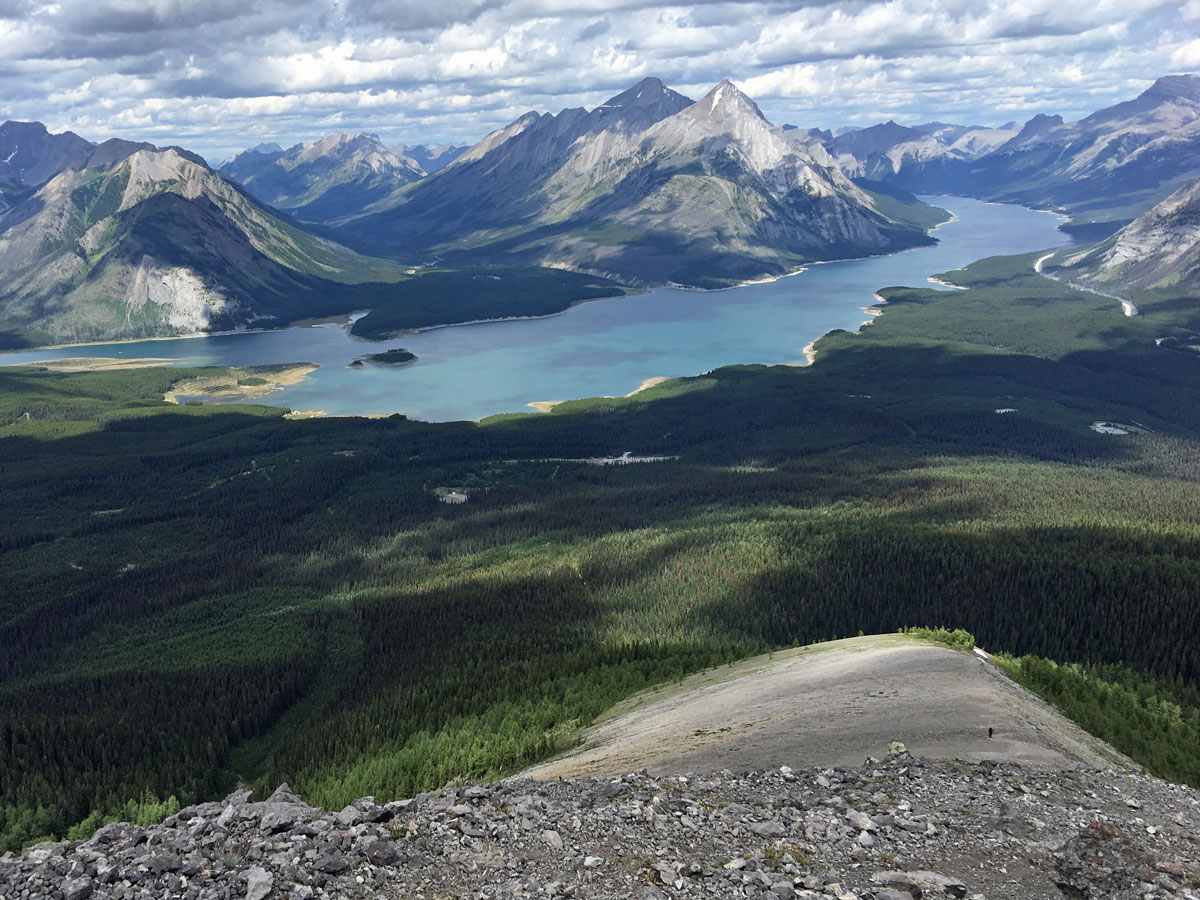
(1, 0, 1197, 162)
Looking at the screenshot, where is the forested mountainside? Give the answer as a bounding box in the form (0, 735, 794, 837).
(3, 239, 1200, 850)
(332, 78, 944, 287)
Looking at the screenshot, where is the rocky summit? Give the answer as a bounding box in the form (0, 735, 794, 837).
(3, 754, 1198, 900)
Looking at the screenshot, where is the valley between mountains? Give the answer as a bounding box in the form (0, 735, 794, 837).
(4, 65, 1200, 900)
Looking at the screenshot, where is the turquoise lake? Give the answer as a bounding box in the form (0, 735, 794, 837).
(0, 197, 1070, 421)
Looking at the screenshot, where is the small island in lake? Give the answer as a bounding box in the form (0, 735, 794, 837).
(356, 348, 417, 366)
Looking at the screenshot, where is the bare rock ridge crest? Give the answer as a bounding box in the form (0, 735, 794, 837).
(2, 640, 1198, 899)
(3, 755, 1198, 900)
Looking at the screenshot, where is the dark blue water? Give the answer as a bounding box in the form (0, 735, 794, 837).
(0, 197, 1068, 421)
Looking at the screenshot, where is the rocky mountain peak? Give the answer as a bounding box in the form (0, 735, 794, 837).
(585, 78, 693, 138)
(0, 120, 94, 186)
(598, 76, 690, 111)
(1009, 112, 1065, 145)
(115, 147, 213, 210)
(301, 132, 389, 160)
(448, 110, 544, 167)
(0, 119, 51, 142)
(1140, 73, 1200, 107)
(697, 79, 767, 121)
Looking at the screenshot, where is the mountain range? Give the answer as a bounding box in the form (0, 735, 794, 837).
(0, 131, 403, 345)
(330, 77, 942, 287)
(831, 75, 1200, 225)
(5, 72, 1200, 345)
(218, 135, 426, 224)
(825, 119, 1018, 181)
(0, 120, 199, 216)
(395, 143, 468, 174)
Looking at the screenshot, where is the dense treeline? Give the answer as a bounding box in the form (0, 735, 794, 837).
(349, 267, 624, 338)
(2, 252, 1200, 850)
(996, 654, 1200, 787)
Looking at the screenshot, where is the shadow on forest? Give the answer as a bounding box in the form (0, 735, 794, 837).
(688, 511, 1200, 686)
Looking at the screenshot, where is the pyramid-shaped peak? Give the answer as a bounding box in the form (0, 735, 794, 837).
(599, 77, 691, 111)
(698, 79, 767, 119)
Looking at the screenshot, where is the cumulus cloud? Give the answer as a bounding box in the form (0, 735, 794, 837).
(0, 0, 1192, 162)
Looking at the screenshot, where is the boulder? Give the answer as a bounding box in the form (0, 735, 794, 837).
(244, 865, 272, 900)
(873, 870, 968, 898)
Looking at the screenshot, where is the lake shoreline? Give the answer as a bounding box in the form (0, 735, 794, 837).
(0, 197, 1071, 422)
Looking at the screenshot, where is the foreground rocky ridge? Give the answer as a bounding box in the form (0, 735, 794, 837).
(3, 754, 1198, 900)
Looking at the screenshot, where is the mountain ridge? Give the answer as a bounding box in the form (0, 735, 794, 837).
(219, 133, 424, 223)
(0, 144, 404, 344)
(333, 77, 941, 287)
(849, 74, 1200, 211)
(1052, 173, 1200, 292)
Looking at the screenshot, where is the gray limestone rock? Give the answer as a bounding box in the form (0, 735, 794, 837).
(244, 866, 272, 900)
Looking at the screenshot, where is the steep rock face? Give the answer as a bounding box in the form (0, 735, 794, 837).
(1055, 174, 1200, 291)
(0, 147, 399, 344)
(219, 133, 424, 223)
(0, 121, 94, 188)
(2, 757, 1197, 900)
(337, 79, 936, 286)
(340, 77, 694, 240)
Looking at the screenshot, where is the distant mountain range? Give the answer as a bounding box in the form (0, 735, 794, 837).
(0, 131, 403, 345)
(825, 119, 1018, 181)
(830, 75, 1200, 225)
(5, 72, 1200, 346)
(328, 78, 942, 287)
(215, 139, 468, 225)
(218, 134, 425, 223)
(395, 144, 468, 174)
